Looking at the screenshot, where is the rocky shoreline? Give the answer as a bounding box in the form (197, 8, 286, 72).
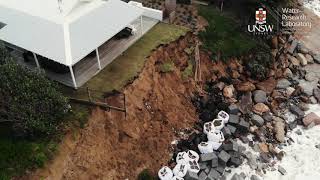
(157, 9, 320, 180)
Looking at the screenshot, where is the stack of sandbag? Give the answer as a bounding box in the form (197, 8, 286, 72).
(158, 150, 200, 180)
(198, 111, 229, 153)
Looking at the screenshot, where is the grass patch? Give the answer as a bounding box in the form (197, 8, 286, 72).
(198, 6, 257, 61)
(181, 60, 194, 80)
(160, 61, 175, 73)
(64, 23, 188, 99)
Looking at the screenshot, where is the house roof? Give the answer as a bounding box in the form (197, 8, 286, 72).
(0, 0, 144, 66)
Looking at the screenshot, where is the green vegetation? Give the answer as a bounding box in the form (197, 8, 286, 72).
(0, 137, 57, 180)
(245, 51, 273, 80)
(0, 45, 83, 179)
(0, 60, 68, 136)
(65, 23, 188, 98)
(160, 61, 175, 73)
(198, 5, 257, 61)
(137, 169, 155, 180)
(181, 60, 194, 80)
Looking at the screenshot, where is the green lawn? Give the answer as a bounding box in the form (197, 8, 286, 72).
(198, 6, 257, 61)
(64, 23, 188, 99)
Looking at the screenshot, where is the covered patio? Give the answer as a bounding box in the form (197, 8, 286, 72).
(1, 0, 162, 89)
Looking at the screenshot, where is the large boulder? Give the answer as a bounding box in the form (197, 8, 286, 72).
(303, 112, 320, 126)
(276, 79, 292, 89)
(273, 116, 285, 143)
(223, 85, 235, 98)
(296, 53, 308, 66)
(251, 114, 264, 127)
(253, 103, 270, 115)
(314, 88, 320, 102)
(236, 82, 256, 92)
(253, 90, 267, 103)
(239, 92, 253, 114)
(313, 54, 320, 64)
(288, 55, 300, 66)
(256, 78, 277, 94)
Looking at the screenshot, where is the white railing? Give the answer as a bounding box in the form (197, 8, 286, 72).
(128, 1, 163, 21)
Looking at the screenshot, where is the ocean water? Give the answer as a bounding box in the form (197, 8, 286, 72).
(225, 105, 320, 180)
(304, 0, 320, 17)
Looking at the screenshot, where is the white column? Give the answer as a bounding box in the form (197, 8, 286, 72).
(96, 48, 101, 70)
(140, 16, 143, 35)
(32, 52, 40, 69)
(69, 65, 77, 89)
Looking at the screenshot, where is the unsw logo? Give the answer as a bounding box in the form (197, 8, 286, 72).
(248, 8, 274, 35)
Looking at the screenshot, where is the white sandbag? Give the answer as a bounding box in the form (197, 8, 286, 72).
(198, 142, 214, 154)
(203, 122, 214, 134)
(207, 131, 225, 143)
(172, 163, 188, 178)
(187, 160, 200, 173)
(217, 111, 229, 123)
(176, 152, 189, 164)
(211, 141, 223, 150)
(184, 150, 199, 162)
(158, 166, 173, 180)
(171, 176, 184, 180)
(212, 119, 225, 131)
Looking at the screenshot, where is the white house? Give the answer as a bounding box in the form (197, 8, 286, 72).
(0, 0, 162, 88)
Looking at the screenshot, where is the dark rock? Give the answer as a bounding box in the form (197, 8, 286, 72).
(229, 114, 240, 125)
(199, 171, 208, 180)
(238, 119, 250, 133)
(288, 40, 298, 54)
(222, 127, 232, 139)
(240, 136, 250, 144)
(208, 169, 220, 180)
(289, 121, 298, 130)
(223, 141, 239, 152)
(314, 88, 320, 102)
(289, 104, 305, 118)
(313, 54, 320, 64)
(211, 156, 219, 168)
(200, 110, 215, 122)
(253, 90, 267, 103)
(216, 164, 225, 174)
(227, 125, 237, 135)
(200, 153, 217, 162)
(278, 165, 287, 175)
(239, 92, 253, 114)
(259, 153, 270, 163)
(199, 162, 208, 170)
(295, 129, 302, 135)
(251, 114, 264, 127)
(277, 79, 292, 89)
(218, 150, 231, 165)
(229, 154, 243, 167)
(228, 104, 240, 114)
(184, 171, 199, 180)
(263, 112, 273, 122)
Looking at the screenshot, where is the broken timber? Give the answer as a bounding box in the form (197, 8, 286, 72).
(69, 98, 126, 113)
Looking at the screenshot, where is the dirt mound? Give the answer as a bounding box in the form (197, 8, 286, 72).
(27, 33, 214, 180)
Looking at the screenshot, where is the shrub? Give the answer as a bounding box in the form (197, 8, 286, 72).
(0, 60, 68, 137)
(137, 169, 155, 180)
(245, 51, 273, 80)
(160, 61, 175, 73)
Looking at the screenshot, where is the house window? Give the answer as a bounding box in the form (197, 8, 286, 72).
(0, 22, 6, 29)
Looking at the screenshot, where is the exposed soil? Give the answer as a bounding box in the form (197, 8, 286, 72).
(25, 33, 217, 180)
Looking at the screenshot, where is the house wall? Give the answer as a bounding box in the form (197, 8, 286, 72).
(128, 1, 163, 21)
